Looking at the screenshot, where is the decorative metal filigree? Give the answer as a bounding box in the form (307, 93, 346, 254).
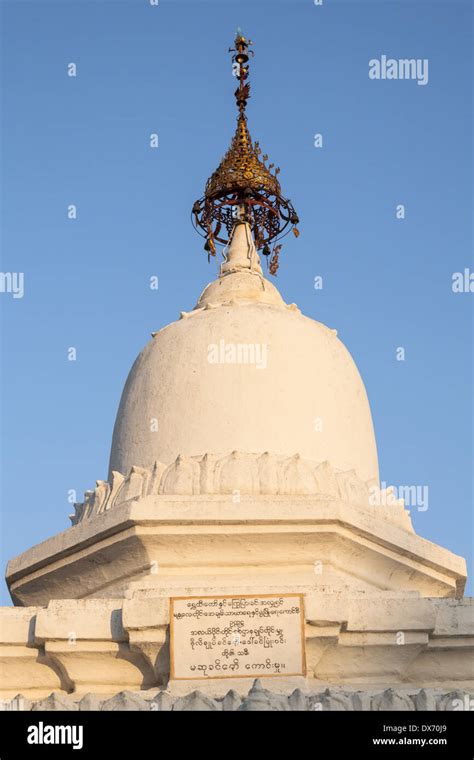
(192, 30, 300, 275)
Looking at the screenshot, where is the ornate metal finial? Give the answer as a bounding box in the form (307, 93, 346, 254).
(231, 29, 252, 116)
(191, 31, 300, 275)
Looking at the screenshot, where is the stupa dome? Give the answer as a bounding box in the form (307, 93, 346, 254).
(108, 223, 379, 484)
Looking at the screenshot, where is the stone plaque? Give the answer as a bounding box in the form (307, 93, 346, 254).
(170, 593, 306, 680)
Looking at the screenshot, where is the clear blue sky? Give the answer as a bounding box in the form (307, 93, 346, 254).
(1, 0, 472, 604)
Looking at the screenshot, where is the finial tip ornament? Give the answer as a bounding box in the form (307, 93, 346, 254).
(192, 33, 300, 275)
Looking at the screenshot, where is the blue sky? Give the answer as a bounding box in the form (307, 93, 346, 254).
(1, 0, 472, 603)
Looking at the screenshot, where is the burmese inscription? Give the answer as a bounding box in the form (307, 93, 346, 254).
(170, 594, 305, 680)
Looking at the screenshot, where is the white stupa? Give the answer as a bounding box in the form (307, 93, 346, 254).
(1, 32, 471, 710)
(110, 221, 378, 485)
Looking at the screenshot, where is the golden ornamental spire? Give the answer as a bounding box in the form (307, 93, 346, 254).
(192, 30, 300, 275)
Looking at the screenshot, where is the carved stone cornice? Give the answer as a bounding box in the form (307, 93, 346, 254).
(71, 451, 410, 531)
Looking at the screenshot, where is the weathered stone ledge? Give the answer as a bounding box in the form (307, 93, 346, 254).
(1, 595, 472, 700)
